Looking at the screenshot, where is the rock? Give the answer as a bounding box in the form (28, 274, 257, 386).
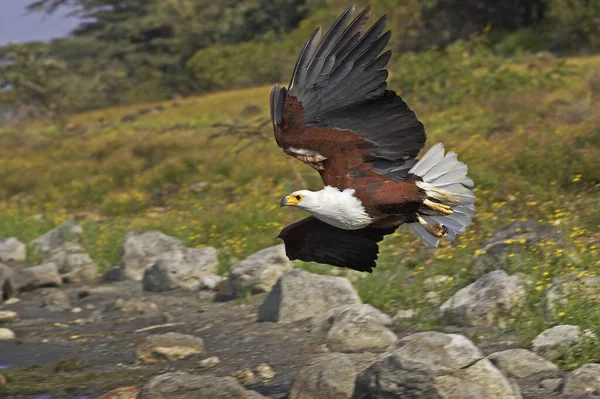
(104, 266, 126, 282)
(121, 231, 182, 280)
(424, 275, 451, 290)
(0, 263, 16, 300)
(46, 242, 98, 283)
(473, 220, 563, 272)
(539, 378, 562, 392)
(13, 263, 62, 292)
(42, 290, 71, 312)
(198, 274, 223, 291)
(136, 332, 205, 364)
(258, 269, 361, 323)
(0, 374, 6, 388)
(228, 245, 292, 297)
(0, 310, 19, 323)
(30, 221, 83, 257)
(562, 363, 600, 394)
(71, 307, 83, 313)
(232, 368, 256, 385)
(142, 247, 218, 292)
(487, 349, 559, 378)
(425, 291, 441, 305)
(198, 356, 221, 369)
(0, 237, 26, 263)
(138, 373, 267, 399)
(353, 331, 521, 399)
(440, 270, 525, 327)
(392, 309, 416, 322)
(112, 298, 159, 315)
(255, 363, 276, 381)
(312, 304, 397, 351)
(289, 354, 357, 399)
(96, 386, 140, 399)
(531, 325, 585, 360)
(4, 298, 20, 305)
(0, 328, 15, 340)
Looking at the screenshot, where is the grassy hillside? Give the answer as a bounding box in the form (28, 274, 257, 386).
(0, 52, 599, 369)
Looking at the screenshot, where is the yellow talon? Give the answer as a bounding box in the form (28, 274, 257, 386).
(424, 199, 454, 215)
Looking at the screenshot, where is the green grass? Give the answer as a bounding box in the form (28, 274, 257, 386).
(0, 54, 599, 369)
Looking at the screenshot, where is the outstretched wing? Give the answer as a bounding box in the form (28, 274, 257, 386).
(277, 216, 396, 272)
(270, 5, 426, 189)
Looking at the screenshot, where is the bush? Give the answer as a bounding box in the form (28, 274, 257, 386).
(186, 41, 289, 92)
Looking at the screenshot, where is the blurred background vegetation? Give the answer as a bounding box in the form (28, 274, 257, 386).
(1, 0, 600, 117)
(0, 0, 599, 369)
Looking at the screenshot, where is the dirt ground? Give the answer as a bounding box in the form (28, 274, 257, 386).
(0, 280, 581, 399)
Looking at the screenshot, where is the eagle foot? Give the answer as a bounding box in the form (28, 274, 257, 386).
(417, 214, 448, 238)
(423, 199, 454, 216)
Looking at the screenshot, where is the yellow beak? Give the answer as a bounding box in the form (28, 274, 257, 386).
(280, 195, 301, 207)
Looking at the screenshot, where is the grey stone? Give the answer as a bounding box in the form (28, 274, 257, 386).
(104, 266, 125, 283)
(258, 269, 361, 323)
(531, 325, 585, 360)
(198, 356, 221, 369)
(121, 231, 182, 280)
(0, 264, 16, 300)
(228, 245, 292, 297)
(473, 220, 563, 272)
(312, 304, 397, 351)
(392, 309, 416, 322)
(563, 363, 600, 395)
(0, 238, 26, 263)
(290, 354, 357, 399)
(136, 332, 205, 364)
(138, 372, 268, 399)
(353, 331, 521, 399)
(0, 311, 19, 323)
(539, 378, 562, 392)
(424, 275, 451, 290)
(111, 298, 159, 315)
(30, 221, 83, 257)
(487, 349, 559, 378)
(13, 263, 62, 292)
(440, 270, 525, 327)
(41, 289, 71, 312)
(0, 328, 15, 340)
(198, 274, 223, 291)
(46, 243, 98, 283)
(142, 247, 218, 292)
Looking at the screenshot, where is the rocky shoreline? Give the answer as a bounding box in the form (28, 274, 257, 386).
(1, 221, 599, 398)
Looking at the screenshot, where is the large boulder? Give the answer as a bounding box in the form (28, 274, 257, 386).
(228, 245, 292, 297)
(142, 247, 218, 292)
(0, 238, 26, 263)
(487, 349, 559, 378)
(136, 332, 205, 364)
(562, 363, 600, 395)
(353, 331, 521, 399)
(47, 242, 98, 283)
(440, 270, 525, 327)
(312, 304, 397, 351)
(138, 372, 267, 399)
(289, 354, 358, 399)
(12, 263, 62, 292)
(30, 221, 83, 257)
(473, 220, 563, 272)
(531, 325, 589, 360)
(121, 231, 182, 280)
(258, 269, 361, 323)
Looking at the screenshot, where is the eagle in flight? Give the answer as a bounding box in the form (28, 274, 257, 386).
(271, 5, 475, 272)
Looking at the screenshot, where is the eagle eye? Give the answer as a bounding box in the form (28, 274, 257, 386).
(295, 195, 302, 201)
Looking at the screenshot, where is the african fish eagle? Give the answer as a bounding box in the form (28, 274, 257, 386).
(271, 5, 475, 272)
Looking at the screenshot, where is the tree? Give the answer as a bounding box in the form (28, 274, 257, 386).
(0, 42, 69, 122)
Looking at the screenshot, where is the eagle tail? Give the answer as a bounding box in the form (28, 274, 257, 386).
(407, 143, 476, 247)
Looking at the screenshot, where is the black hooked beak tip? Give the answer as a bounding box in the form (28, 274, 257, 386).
(279, 196, 288, 207)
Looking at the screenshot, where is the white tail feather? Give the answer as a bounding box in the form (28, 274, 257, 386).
(407, 143, 476, 247)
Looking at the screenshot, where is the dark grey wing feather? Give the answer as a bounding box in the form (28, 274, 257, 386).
(275, 6, 426, 181)
(277, 216, 396, 272)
